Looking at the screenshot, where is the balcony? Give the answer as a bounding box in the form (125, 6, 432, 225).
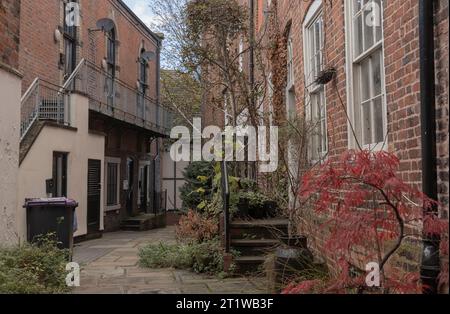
(71, 59, 173, 136)
(20, 59, 173, 141)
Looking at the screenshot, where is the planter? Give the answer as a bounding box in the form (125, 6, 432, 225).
(237, 197, 250, 218)
(263, 200, 278, 218)
(248, 204, 265, 219)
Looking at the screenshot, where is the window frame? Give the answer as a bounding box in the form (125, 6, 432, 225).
(105, 157, 121, 211)
(286, 29, 294, 90)
(345, 0, 388, 151)
(63, 0, 78, 81)
(303, 0, 328, 162)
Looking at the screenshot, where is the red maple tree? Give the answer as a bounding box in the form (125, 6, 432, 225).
(283, 149, 448, 294)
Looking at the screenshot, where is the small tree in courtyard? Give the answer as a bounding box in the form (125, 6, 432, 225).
(283, 149, 448, 294)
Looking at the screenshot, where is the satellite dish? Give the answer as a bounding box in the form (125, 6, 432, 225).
(141, 51, 156, 62)
(96, 18, 115, 32)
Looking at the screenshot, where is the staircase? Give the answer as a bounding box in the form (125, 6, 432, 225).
(230, 218, 289, 275)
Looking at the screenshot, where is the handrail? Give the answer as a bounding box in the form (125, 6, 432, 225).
(221, 159, 231, 253)
(21, 77, 39, 103)
(62, 58, 86, 90)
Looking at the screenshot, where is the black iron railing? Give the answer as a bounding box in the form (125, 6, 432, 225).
(221, 160, 231, 253)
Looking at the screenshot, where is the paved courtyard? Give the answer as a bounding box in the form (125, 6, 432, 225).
(73, 227, 267, 294)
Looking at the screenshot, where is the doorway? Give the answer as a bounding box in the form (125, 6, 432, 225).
(52, 152, 68, 197)
(138, 164, 149, 213)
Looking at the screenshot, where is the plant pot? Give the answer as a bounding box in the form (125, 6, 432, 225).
(263, 200, 278, 217)
(274, 236, 314, 292)
(248, 204, 265, 219)
(237, 197, 250, 218)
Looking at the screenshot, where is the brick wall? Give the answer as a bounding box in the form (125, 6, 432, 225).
(0, 0, 21, 69)
(257, 0, 449, 277)
(19, 0, 161, 100)
(435, 0, 449, 220)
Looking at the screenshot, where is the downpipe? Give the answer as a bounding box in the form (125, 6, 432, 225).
(418, 0, 441, 294)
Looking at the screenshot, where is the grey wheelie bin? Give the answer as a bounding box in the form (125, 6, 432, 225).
(25, 198, 78, 252)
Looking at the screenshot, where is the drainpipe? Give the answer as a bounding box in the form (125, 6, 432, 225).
(249, 0, 256, 180)
(419, 0, 440, 295)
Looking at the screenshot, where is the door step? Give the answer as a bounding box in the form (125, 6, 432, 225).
(120, 213, 166, 231)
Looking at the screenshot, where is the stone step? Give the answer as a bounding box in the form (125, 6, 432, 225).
(230, 219, 289, 240)
(120, 224, 145, 231)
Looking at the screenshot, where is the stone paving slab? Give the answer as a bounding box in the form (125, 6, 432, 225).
(73, 227, 266, 294)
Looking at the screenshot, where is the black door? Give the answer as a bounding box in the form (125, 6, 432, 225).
(139, 165, 149, 213)
(87, 159, 101, 233)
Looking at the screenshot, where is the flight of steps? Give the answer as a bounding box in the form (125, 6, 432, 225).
(230, 218, 289, 275)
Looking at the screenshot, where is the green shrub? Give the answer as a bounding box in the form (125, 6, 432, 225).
(139, 240, 232, 276)
(0, 237, 71, 294)
(179, 161, 215, 210)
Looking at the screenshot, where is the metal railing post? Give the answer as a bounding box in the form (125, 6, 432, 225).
(221, 159, 231, 254)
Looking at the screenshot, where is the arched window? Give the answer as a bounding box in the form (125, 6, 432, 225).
(286, 30, 294, 88)
(286, 28, 296, 120)
(63, 0, 78, 80)
(106, 28, 116, 106)
(106, 28, 116, 78)
(137, 49, 148, 120)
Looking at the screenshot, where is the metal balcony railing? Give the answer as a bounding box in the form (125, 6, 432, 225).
(71, 60, 173, 135)
(20, 79, 70, 140)
(20, 58, 173, 141)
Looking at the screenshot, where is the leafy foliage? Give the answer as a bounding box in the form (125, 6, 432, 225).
(139, 240, 232, 276)
(176, 210, 219, 243)
(286, 149, 449, 294)
(180, 161, 215, 210)
(0, 236, 70, 294)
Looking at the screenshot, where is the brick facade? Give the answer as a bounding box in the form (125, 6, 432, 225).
(201, 0, 448, 282)
(19, 0, 160, 99)
(17, 0, 166, 233)
(263, 0, 449, 276)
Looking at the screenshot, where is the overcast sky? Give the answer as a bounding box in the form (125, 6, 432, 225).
(123, 0, 156, 28)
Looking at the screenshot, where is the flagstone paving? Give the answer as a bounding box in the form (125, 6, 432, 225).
(73, 227, 267, 294)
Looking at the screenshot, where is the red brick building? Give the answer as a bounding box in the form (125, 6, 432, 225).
(202, 0, 448, 290)
(16, 0, 172, 239)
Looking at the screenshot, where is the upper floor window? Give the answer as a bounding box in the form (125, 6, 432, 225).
(137, 49, 148, 120)
(106, 28, 116, 77)
(268, 72, 274, 126)
(105, 27, 116, 106)
(238, 38, 244, 72)
(286, 29, 294, 89)
(63, 0, 77, 80)
(347, 0, 386, 149)
(304, 0, 327, 161)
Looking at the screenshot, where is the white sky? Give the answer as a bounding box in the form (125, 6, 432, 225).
(123, 0, 157, 28)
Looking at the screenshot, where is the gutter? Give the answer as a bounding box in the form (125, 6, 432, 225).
(419, 0, 441, 295)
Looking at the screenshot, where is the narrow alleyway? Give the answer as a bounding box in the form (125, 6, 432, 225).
(73, 227, 266, 294)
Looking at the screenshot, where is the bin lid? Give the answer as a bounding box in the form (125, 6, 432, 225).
(24, 197, 78, 208)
